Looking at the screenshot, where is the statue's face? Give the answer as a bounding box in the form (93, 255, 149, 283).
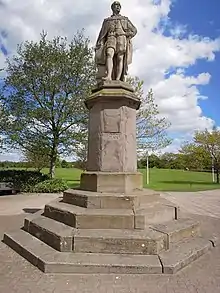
(112, 2, 121, 15)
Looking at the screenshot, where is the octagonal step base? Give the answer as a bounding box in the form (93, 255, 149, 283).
(24, 212, 201, 255)
(3, 229, 213, 275)
(24, 214, 167, 254)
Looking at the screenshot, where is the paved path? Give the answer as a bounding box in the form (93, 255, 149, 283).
(0, 193, 61, 215)
(0, 191, 220, 293)
(162, 189, 220, 218)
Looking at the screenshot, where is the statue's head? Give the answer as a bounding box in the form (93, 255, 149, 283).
(111, 1, 121, 15)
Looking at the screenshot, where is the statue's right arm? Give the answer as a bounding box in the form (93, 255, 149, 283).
(96, 20, 107, 48)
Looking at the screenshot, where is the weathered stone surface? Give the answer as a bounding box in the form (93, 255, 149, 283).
(134, 204, 176, 229)
(63, 189, 138, 209)
(2, 211, 220, 292)
(151, 218, 201, 246)
(92, 80, 134, 93)
(23, 209, 44, 231)
(159, 237, 212, 274)
(3, 229, 163, 274)
(44, 253, 162, 274)
(3, 213, 215, 275)
(63, 189, 172, 211)
(24, 215, 74, 252)
(80, 172, 143, 193)
(63, 188, 161, 209)
(3, 229, 54, 268)
(73, 228, 167, 255)
(44, 199, 134, 229)
(86, 85, 140, 109)
(208, 235, 220, 247)
(85, 87, 140, 174)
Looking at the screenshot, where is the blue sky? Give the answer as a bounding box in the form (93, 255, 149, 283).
(170, 0, 220, 126)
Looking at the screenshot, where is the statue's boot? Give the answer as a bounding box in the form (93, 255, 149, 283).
(102, 76, 112, 81)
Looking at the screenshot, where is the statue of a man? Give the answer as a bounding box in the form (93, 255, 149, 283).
(95, 1, 137, 82)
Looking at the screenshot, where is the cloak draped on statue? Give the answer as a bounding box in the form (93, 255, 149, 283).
(95, 16, 137, 81)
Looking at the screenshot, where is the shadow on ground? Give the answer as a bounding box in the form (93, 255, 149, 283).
(159, 181, 220, 186)
(23, 208, 41, 214)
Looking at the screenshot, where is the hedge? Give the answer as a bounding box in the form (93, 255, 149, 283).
(31, 179, 69, 193)
(0, 170, 49, 192)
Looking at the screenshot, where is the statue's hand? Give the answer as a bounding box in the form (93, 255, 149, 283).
(126, 31, 133, 39)
(96, 41, 104, 50)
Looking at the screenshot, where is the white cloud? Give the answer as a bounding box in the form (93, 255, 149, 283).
(0, 0, 219, 160)
(159, 137, 185, 154)
(152, 72, 215, 132)
(0, 150, 22, 162)
(159, 131, 195, 154)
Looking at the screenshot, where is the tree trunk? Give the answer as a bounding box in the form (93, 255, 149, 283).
(216, 168, 219, 184)
(49, 144, 57, 179)
(49, 155, 56, 179)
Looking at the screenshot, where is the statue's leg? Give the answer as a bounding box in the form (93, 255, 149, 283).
(115, 36, 127, 81)
(103, 48, 115, 80)
(116, 52, 124, 80)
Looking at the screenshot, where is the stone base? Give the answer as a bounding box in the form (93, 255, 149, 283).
(80, 172, 143, 193)
(3, 188, 216, 275)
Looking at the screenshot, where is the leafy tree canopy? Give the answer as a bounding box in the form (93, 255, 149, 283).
(1, 31, 95, 177)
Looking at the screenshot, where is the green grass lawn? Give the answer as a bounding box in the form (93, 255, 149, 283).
(42, 167, 220, 192)
(1, 167, 220, 192)
(140, 168, 220, 191)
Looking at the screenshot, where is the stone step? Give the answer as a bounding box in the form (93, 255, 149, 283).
(3, 230, 163, 274)
(24, 209, 44, 227)
(63, 189, 138, 209)
(24, 215, 167, 254)
(151, 218, 201, 247)
(159, 237, 212, 274)
(24, 215, 75, 252)
(63, 189, 162, 210)
(44, 199, 134, 229)
(3, 229, 55, 269)
(135, 204, 176, 229)
(73, 228, 167, 255)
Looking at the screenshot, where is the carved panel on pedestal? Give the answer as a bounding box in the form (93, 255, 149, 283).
(102, 109, 121, 133)
(101, 132, 123, 172)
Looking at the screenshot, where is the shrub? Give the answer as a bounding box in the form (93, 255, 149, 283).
(31, 179, 68, 193)
(0, 170, 49, 192)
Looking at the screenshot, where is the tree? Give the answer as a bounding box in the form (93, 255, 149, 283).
(1, 31, 95, 178)
(179, 142, 211, 171)
(127, 77, 171, 157)
(74, 140, 88, 170)
(23, 143, 50, 171)
(61, 159, 69, 168)
(194, 129, 220, 183)
(138, 154, 161, 169)
(0, 101, 7, 153)
(148, 154, 161, 168)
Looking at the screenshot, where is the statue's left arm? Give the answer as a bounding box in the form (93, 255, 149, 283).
(126, 18, 137, 39)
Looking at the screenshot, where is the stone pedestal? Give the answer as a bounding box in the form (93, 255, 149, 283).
(3, 80, 214, 276)
(81, 81, 142, 193)
(80, 172, 143, 193)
